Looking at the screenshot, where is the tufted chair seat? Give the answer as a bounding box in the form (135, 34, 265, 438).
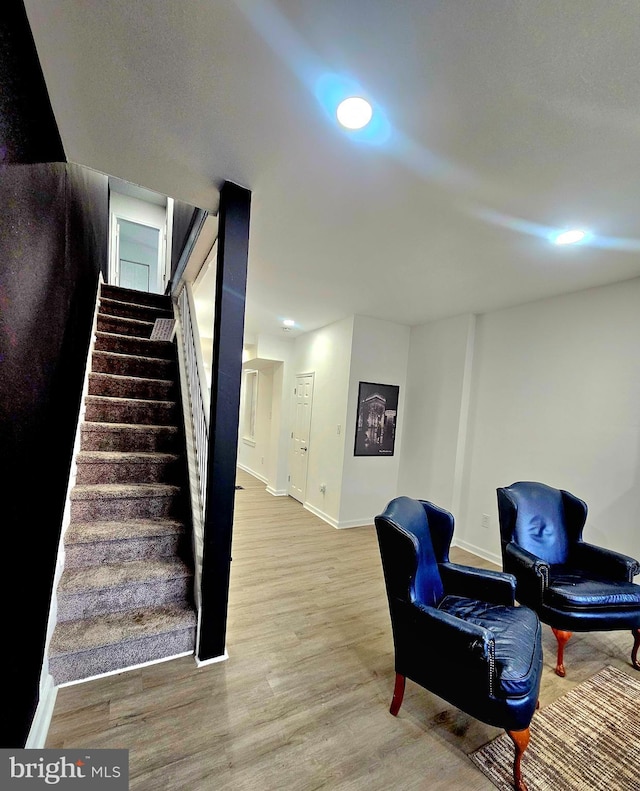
(497, 481, 640, 677)
(438, 596, 541, 699)
(546, 573, 640, 612)
(375, 496, 542, 791)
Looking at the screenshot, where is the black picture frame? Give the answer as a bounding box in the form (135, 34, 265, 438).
(354, 381, 399, 456)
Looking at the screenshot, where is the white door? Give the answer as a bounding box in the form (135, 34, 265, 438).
(289, 373, 314, 502)
(108, 190, 168, 294)
(115, 218, 162, 293)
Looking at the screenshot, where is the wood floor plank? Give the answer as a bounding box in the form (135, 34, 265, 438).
(45, 468, 636, 789)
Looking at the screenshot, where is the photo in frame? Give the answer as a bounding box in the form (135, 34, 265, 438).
(354, 381, 399, 457)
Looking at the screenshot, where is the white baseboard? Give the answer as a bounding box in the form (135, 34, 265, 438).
(195, 651, 229, 668)
(25, 674, 58, 748)
(335, 518, 374, 529)
(303, 502, 374, 530)
(236, 462, 268, 484)
(57, 651, 194, 688)
(452, 537, 501, 567)
(265, 486, 288, 497)
(304, 502, 339, 528)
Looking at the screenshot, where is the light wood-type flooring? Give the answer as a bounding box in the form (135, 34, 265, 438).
(46, 469, 638, 789)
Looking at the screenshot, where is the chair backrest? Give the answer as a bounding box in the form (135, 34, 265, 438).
(374, 496, 445, 608)
(498, 481, 570, 565)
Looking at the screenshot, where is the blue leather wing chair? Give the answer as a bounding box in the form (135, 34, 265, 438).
(375, 496, 542, 791)
(497, 481, 640, 677)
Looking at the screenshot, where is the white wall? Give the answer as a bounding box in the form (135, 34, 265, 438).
(397, 313, 475, 515)
(292, 317, 354, 525)
(458, 277, 640, 563)
(339, 316, 410, 527)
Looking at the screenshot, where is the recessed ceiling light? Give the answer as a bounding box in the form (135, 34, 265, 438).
(554, 229, 587, 245)
(336, 97, 373, 130)
(283, 319, 295, 327)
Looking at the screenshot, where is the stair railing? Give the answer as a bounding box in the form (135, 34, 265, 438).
(176, 281, 209, 513)
(177, 281, 210, 511)
(173, 279, 211, 619)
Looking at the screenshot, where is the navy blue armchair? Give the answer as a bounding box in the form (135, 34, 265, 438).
(375, 496, 542, 791)
(497, 481, 640, 677)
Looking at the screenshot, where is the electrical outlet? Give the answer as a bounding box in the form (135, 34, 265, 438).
(481, 514, 490, 529)
(320, 484, 326, 494)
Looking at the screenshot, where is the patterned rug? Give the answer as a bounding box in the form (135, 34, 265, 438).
(470, 665, 640, 790)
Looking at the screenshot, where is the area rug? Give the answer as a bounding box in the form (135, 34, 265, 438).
(470, 665, 640, 790)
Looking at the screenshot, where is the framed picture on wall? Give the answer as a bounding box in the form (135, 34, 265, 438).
(354, 381, 399, 457)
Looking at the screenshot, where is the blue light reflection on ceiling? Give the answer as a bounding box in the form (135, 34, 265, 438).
(234, 0, 640, 253)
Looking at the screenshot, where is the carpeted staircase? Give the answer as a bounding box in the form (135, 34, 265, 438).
(49, 283, 197, 685)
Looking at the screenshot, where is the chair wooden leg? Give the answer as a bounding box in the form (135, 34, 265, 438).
(552, 628, 572, 677)
(506, 727, 530, 791)
(389, 673, 405, 716)
(632, 628, 640, 671)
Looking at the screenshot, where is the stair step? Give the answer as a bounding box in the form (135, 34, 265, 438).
(49, 604, 196, 685)
(88, 372, 175, 401)
(85, 395, 177, 426)
(70, 483, 183, 521)
(75, 451, 181, 485)
(95, 331, 175, 360)
(97, 314, 154, 338)
(99, 297, 173, 323)
(64, 518, 186, 567)
(81, 422, 179, 452)
(56, 557, 194, 622)
(101, 284, 172, 310)
(92, 349, 175, 379)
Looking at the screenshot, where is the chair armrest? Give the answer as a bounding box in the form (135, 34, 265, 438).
(504, 542, 549, 608)
(413, 602, 494, 658)
(571, 542, 640, 582)
(411, 602, 496, 696)
(439, 562, 516, 605)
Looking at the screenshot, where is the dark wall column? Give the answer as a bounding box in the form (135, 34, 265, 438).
(1, 2, 109, 748)
(199, 181, 251, 660)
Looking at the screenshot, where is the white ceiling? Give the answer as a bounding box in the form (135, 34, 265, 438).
(25, 0, 640, 340)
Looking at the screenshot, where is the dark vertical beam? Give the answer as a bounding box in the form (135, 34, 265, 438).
(199, 181, 251, 660)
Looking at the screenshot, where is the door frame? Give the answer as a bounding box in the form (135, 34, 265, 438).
(108, 194, 169, 293)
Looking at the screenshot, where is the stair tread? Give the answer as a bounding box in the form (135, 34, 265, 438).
(98, 313, 153, 326)
(85, 394, 177, 408)
(59, 558, 193, 593)
(82, 421, 178, 433)
(100, 295, 172, 308)
(101, 284, 171, 302)
(92, 349, 175, 365)
(95, 331, 174, 360)
(49, 603, 196, 656)
(96, 330, 172, 346)
(99, 297, 173, 317)
(65, 518, 185, 543)
(77, 451, 179, 464)
(89, 372, 174, 386)
(71, 483, 181, 500)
